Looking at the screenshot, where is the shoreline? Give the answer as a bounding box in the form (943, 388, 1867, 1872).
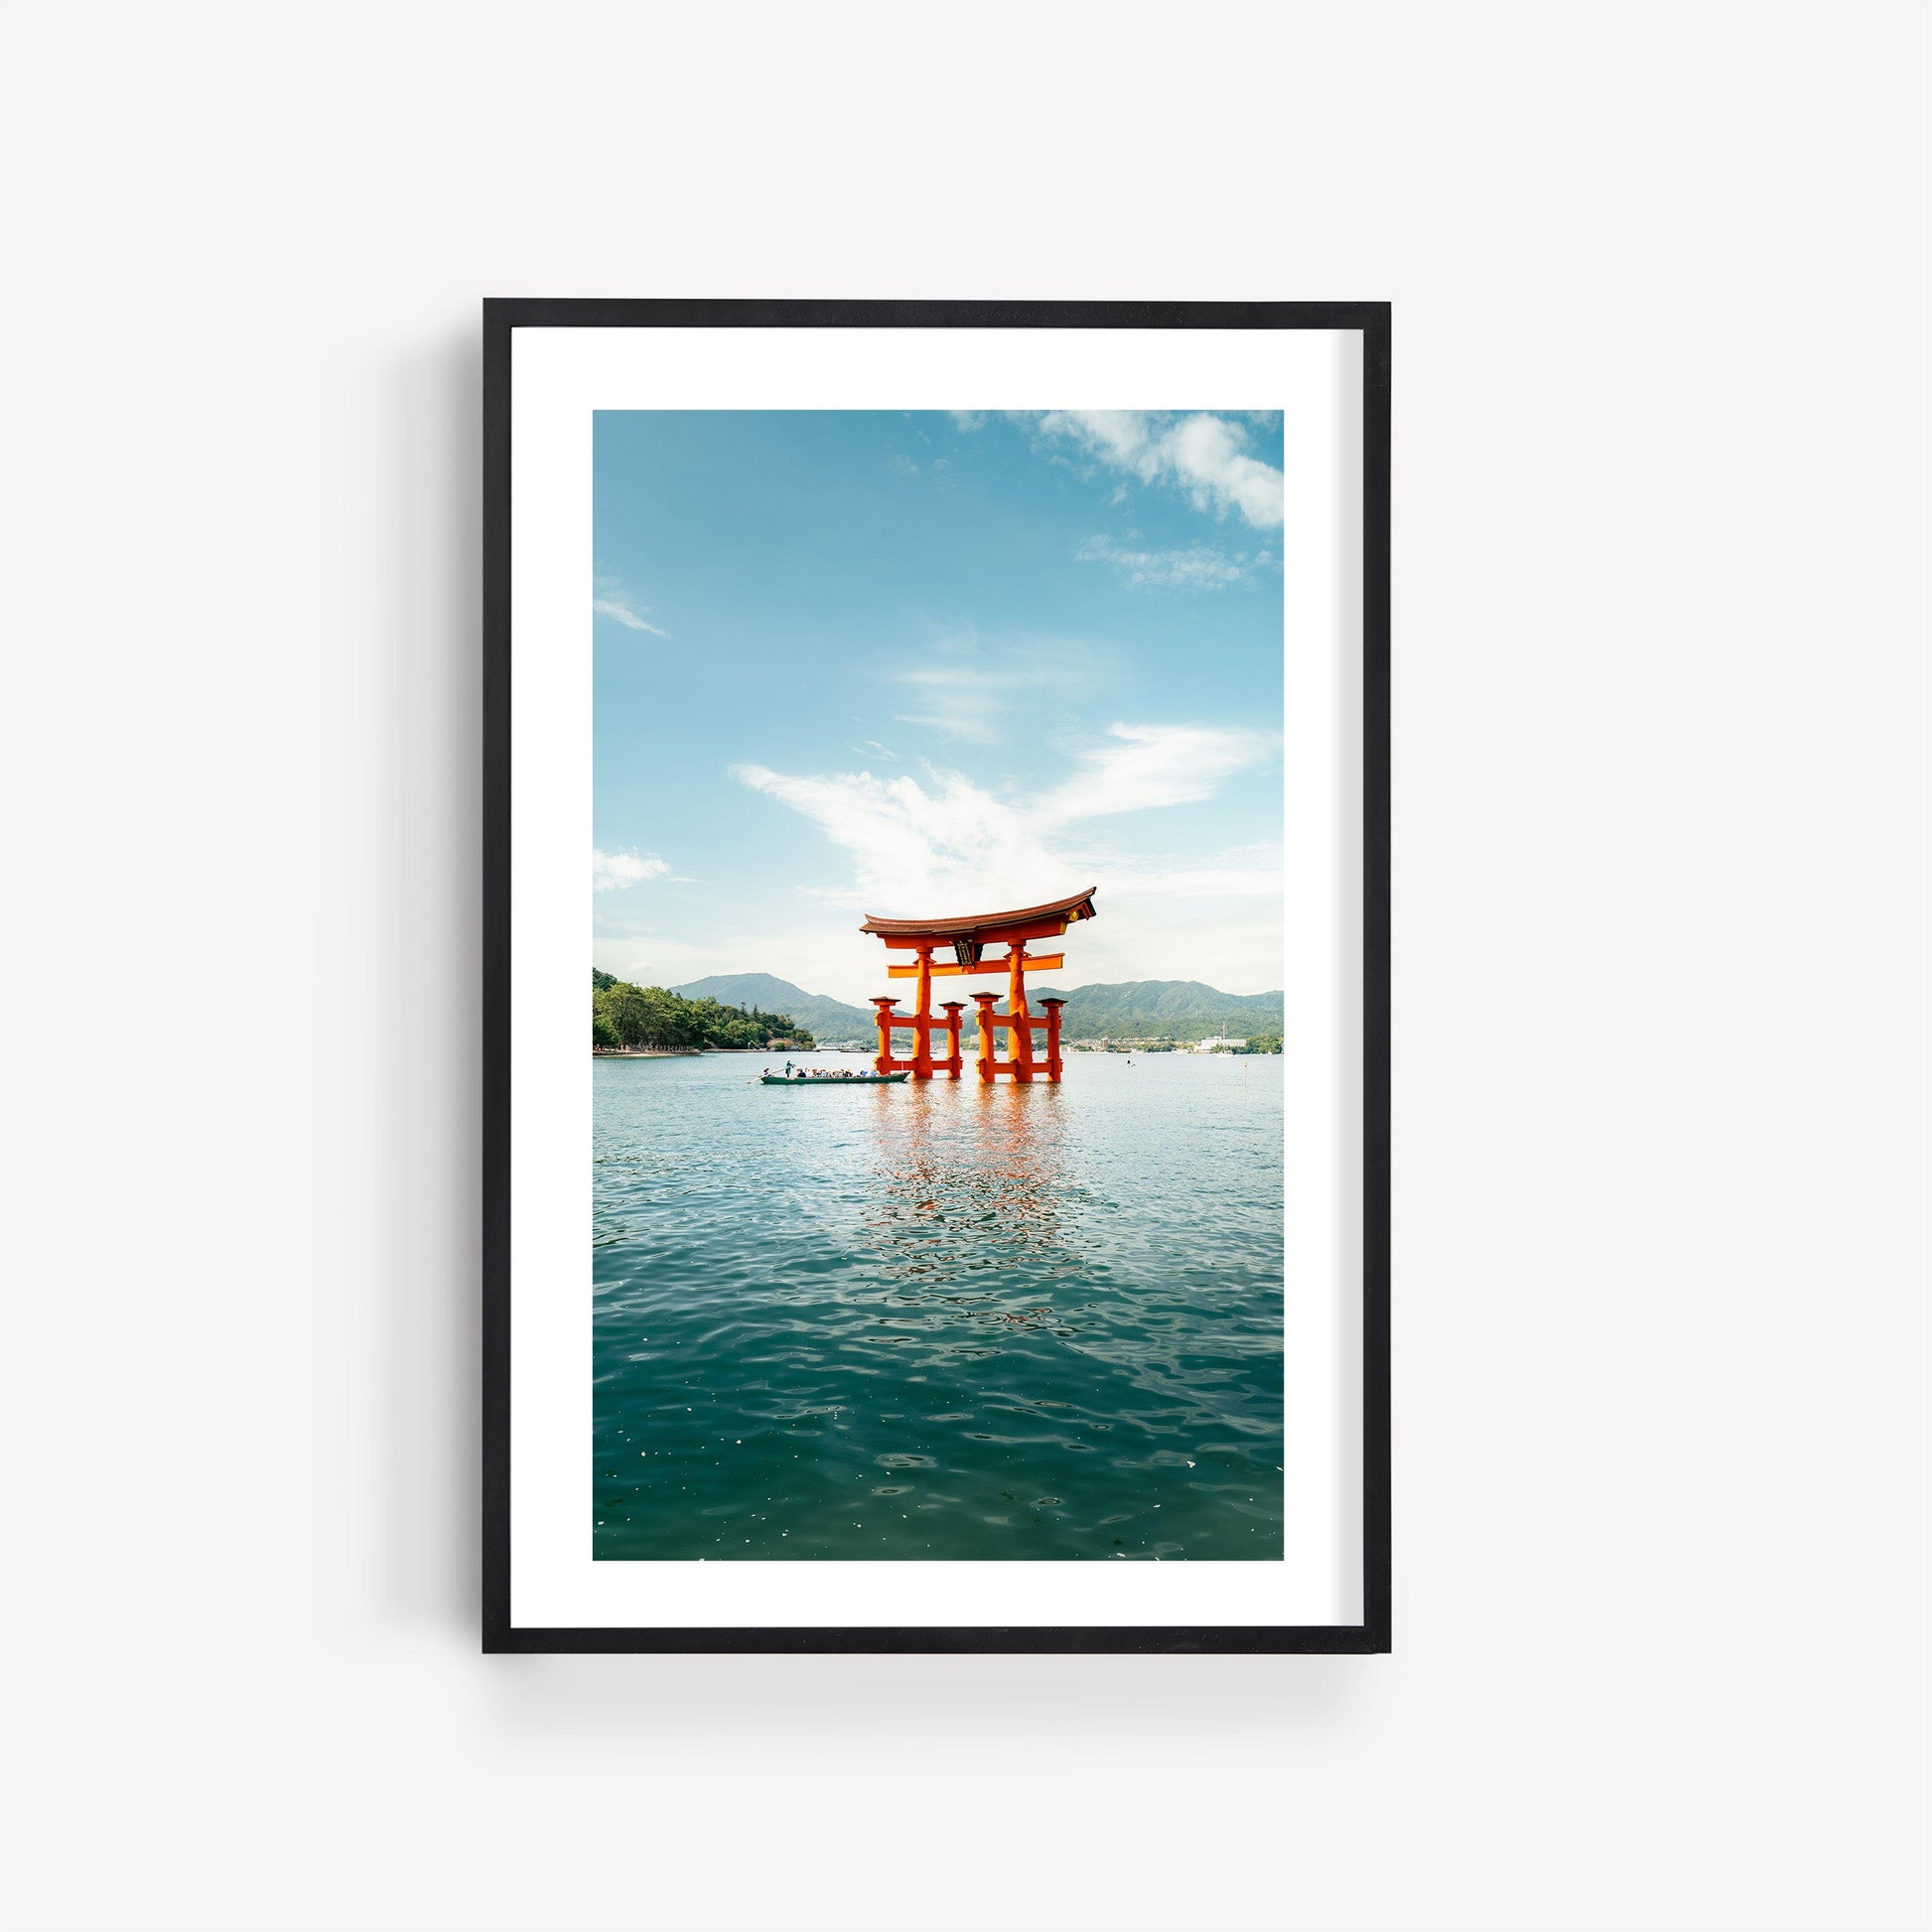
(592, 1046, 820, 1059)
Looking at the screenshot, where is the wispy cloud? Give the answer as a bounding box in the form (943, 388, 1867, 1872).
(592, 847, 674, 892)
(593, 574, 669, 637)
(729, 732, 1283, 993)
(891, 658, 1075, 745)
(1074, 535, 1272, 591)
(729, 763, 1032, 910)
(1040, 724, 1277, 824)
(731, 723, 1274, 902)
(959, 411, 1285, 529)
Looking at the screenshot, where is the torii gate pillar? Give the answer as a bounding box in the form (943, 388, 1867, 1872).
(1040, 997, 1066, 1082)
(1006, 945, 1035, 1081)
(970, 991, 998, 1083)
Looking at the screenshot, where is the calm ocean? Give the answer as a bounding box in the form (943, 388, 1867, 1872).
(593, 1049, 1285, 1560)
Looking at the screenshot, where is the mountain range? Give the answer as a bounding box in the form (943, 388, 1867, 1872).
(668, 974, 880, 1039)
(670, 973, 1283, 1042)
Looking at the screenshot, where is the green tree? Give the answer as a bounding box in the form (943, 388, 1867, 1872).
(594, 982, 649, 1046)
(590, 975, 814, 1051)
(636, 987, 703, 1048)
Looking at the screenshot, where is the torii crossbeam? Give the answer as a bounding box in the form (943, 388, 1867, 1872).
(860, 888, 1098, 1083)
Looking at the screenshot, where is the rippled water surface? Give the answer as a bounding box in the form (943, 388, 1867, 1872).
(594, 1050, 1284, 1560)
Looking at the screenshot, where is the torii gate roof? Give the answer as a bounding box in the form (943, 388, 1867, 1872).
(859, 887, 1098, 947)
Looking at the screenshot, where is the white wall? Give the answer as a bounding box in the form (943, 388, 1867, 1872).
(1, 4, 1925, 1928)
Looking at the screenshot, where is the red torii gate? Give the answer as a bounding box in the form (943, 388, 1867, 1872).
(860, 888, 1098, 1083)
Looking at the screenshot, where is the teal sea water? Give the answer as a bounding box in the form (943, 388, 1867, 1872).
(593, 1050, 1285, 1560)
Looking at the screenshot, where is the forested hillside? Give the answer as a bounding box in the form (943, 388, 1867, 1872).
(592, 969, 814, 1049)
(653, 970, 1285, 1044)
(670, 973, 878, 1039)
(1030, 980, 1285, 1041)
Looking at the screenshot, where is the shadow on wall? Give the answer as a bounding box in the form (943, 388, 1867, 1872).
(361, 325, 484, 1645)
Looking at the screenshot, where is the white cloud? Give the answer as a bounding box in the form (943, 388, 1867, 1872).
(1022, 410, 1285, 528)
(734, 725, 1272, 906)
(1040, 724, 1277, 824)
(731, 761, 1057, 911)
(592, 576, 669, 637)
(592, 847, 673, 892)
(1164, 414, 1285, 527)
(726, 724, 1283, 996)
(891, 659, 1073, 745)
(726, 742, 1283, 997)
(1073, 535, 1258, 591)
(1035, 408, 1153, 470)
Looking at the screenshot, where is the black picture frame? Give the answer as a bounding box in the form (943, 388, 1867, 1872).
(483, 300, 1390, 1654)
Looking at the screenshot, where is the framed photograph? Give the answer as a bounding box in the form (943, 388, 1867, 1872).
(483, 300, 1389, 1653)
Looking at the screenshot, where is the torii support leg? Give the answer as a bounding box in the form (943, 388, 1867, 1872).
(911, 947, 934, 1079)
(1040, 997, 1065, 1082)
(940, 1001, 965, 1078)
(1007, 945, 1035, 1082)
(870, 997, 899, 1076)
(971, 992, 998, 1083)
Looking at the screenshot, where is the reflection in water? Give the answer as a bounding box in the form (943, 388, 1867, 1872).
(593, 1052, 1284, 1562)
(855, 1083, 1082, 1373)
(864, 1080, 1074, 1286)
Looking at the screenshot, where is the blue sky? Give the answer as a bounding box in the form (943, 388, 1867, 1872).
(593, 410, 1285, 1005)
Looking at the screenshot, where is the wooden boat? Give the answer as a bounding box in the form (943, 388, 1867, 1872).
(760, 1070, 907, 1085)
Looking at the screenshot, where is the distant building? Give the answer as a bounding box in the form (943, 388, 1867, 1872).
(1195, 1035, 1247, 1052)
